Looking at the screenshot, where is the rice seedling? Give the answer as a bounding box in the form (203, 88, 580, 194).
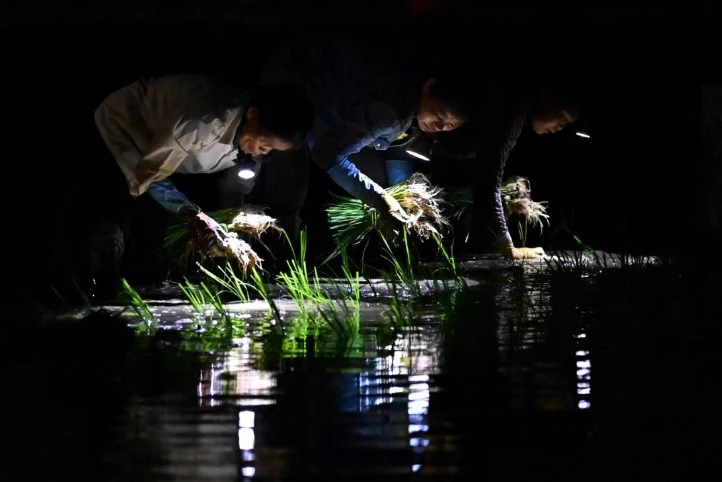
(431, 232, 467, 290)
(249, 267, 284, 329)
(383, 285, 417, 329)
(445, 176, 550, 246)
(199, 281, 230, 322)
(178, 277, 207, 314)
(316, 251, 362, 339)
(163, 206, 280, 275)
(275, 230, 325, 320)
(377, 228, 421, 298)
(501, 176, 550, 242)
(197, 262, 253, 303)
(119, 278, 156, 331)
(275, 231, 362, 338)
(325, 172, 451, 263)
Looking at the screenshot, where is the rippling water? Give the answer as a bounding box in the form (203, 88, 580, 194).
(2, 256, 719, 482)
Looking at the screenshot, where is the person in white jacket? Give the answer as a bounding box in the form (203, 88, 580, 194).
(95, 74, 313, 218)
(89, 74, 313, 296)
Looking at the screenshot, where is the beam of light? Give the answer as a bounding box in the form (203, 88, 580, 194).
(406, 149, 431, 161)
(576, 131, 591, 139)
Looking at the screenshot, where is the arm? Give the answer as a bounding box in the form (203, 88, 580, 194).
(146, 179, 200, 216)
(131, 117, 194, 196)
(472, 103, 545, 259)
(473, 106, 528, 250)
(312, 101, 405, 212)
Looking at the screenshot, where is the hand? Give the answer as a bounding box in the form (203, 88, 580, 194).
(382, 193, 410, 224)
(195, 211, 223, 233)
(178, 202, 202, 218)
(506, 246, 547, 260)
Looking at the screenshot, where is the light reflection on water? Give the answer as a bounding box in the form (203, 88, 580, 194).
(27, 270, 595, 480)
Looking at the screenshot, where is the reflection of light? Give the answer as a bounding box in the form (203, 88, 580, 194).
(575, 347, 592, 410)
(238, 428, 255, 451)
(238, 410, 256, 451)
(241, 467, 256, 477)
(576, 131, 591, 138)
(408, 399, 429, 415)
(409, 382, 429, 399)
(406, 149, 431, 161)
(410, 437, 431, 447)
(408, 371, 431, 472)
(239, 410, 255, 427)
(238, 410, 256, 476)
(198, 338, 277, 407)
(369, 333, 439, 408)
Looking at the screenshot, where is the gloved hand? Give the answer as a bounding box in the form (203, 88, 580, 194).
(195, 211, 222, 231)
(177, 202, 202, 219)
(503, 245, 547, 260)
(381, 192, 410, 224)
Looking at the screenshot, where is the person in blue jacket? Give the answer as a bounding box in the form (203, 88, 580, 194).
(258, 34, 478, 223)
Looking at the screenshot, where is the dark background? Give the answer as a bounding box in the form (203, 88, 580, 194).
(2, 0, 719, 299)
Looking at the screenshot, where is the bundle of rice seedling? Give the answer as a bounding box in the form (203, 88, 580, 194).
(499, 176, 550, 231)
(444, 176, 550, 233)
(163, 206, 280, 274)
(326, 173, 451, 257)
(227, 206, 283, 237)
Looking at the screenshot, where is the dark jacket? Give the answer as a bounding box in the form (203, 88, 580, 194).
(432, 79, 536, 248)
(259, 34, 427, 210)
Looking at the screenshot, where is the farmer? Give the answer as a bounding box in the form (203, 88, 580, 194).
(428, 76, 581, 260)
(258, 34, 479, 225)
(90, 74, 314, 295)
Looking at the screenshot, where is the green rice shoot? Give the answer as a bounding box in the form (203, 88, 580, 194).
(325, 173, 451, 260)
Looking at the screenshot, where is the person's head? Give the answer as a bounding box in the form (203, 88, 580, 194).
(238, 84, 314, 156)
(530, 85, 580, 135)
(417, 68, 477, 134)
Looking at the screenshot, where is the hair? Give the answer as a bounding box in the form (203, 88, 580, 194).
(546, 83, 582, 120)
(426, 62, 483, 121)
(249, 84, 314, 148)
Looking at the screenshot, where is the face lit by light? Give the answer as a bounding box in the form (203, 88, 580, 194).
(238, 107, 296, 156)
(531, 108, 577, 135)
(417, 78, 467, 133)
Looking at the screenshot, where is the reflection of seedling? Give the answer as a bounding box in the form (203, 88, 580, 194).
(120, 278, 156, 330)
(383, 285, 416, 329)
